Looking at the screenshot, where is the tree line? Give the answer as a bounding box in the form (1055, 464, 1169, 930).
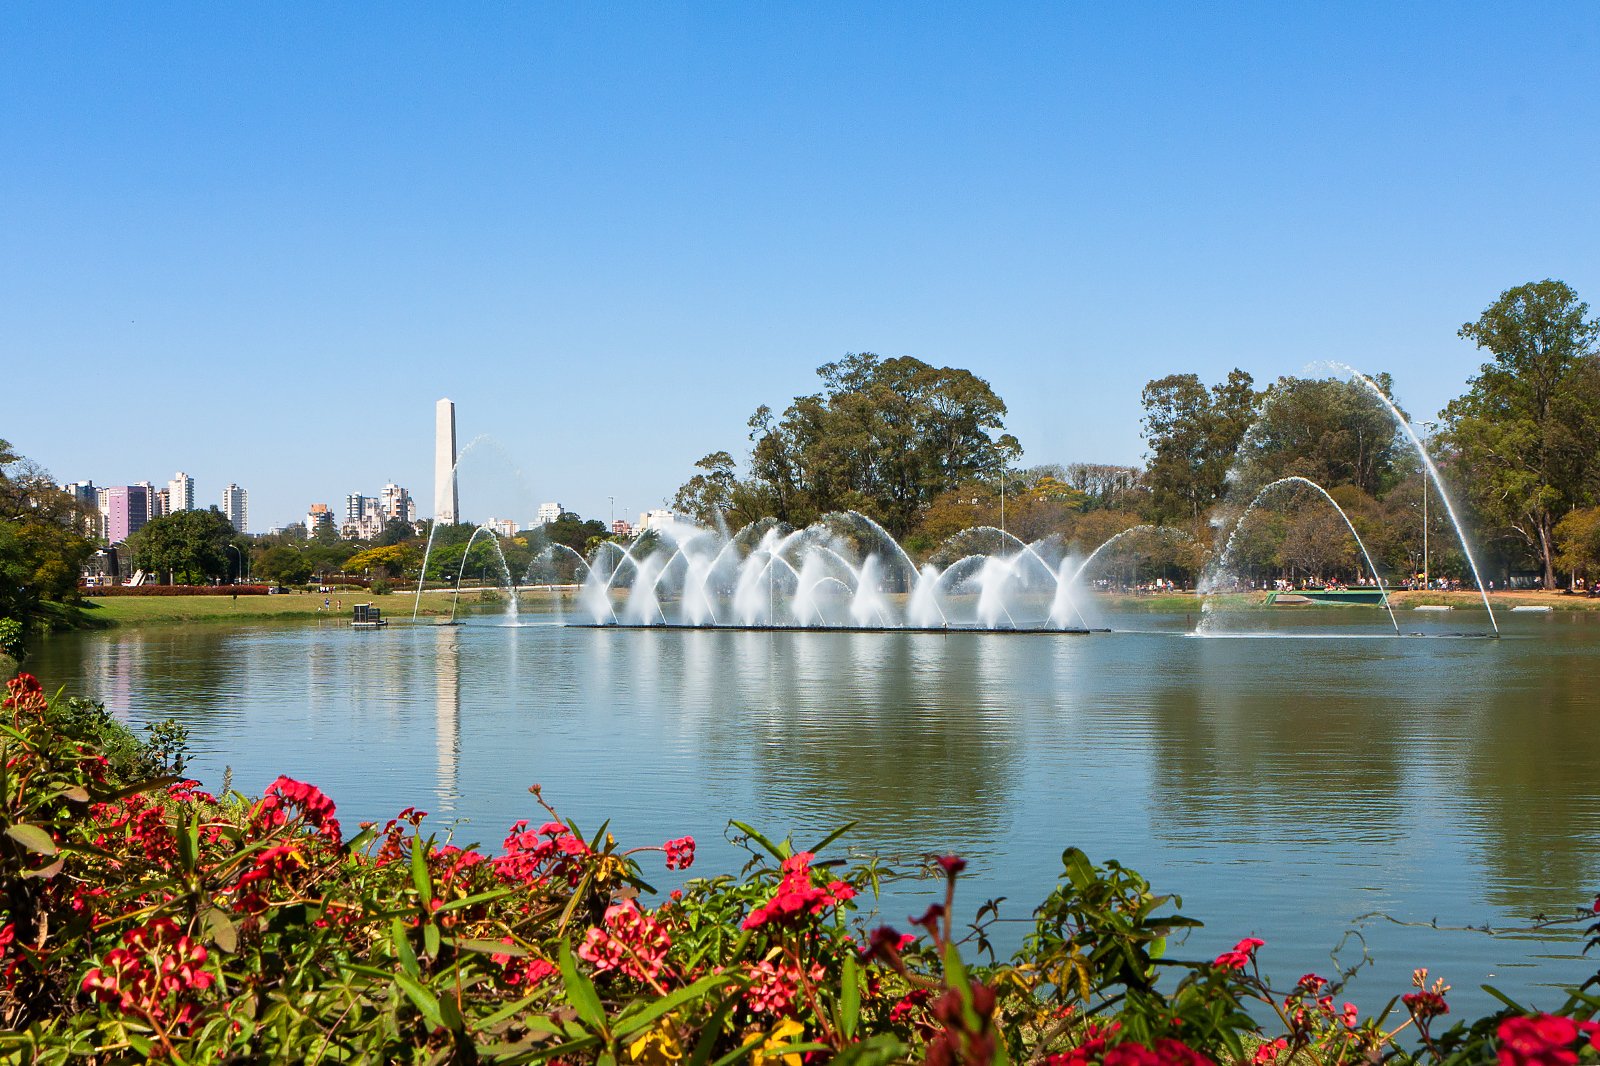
(672, 279, 1600, 589)
(4, 277, 1596, 637)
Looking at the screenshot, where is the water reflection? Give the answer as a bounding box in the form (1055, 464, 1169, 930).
(24, 610, 1600, 1013)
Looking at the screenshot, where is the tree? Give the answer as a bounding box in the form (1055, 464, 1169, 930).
(1234, 375, 1406, 499)
(1554, 507, 1600, 580)
(255, 544, 314, 587)
(1140, 370, 1259, 529)
(1442, 280, 1600, 588)
(126, 510, 237, 585)
(672, 452, 738, 526)
(378, 518, 416, 547)
(681, 353, 1019, 538)
(0, 440, 95, 637)
(344, 544, 413, 579)
(1280, 506, 1358, 583)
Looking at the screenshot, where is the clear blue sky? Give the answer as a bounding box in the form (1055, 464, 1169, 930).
(4, 4, 1596, 530)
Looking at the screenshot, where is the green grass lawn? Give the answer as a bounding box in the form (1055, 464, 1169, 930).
(83, 591, 456, 626)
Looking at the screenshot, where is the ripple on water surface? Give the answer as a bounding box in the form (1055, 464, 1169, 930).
(27, 607, 1600, 1015)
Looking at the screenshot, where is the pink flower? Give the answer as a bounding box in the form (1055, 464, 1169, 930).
(741, 853, 855, 931)
(576, 900, 670, 983)
(1252, 1039, 1287, 1065)
(1213, 937, 1265, 970)
(664, 836, 695, 870)
(1497, 1015, 1600, 1066)
(1403, 990, 1449, 1021)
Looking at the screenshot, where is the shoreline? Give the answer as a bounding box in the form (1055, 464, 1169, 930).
(64, 585, 1600, 630)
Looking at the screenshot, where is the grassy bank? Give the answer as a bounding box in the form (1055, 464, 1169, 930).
(80, 587, 587, 627)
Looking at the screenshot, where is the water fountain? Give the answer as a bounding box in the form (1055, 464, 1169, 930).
(1199, 477, 1399, 635)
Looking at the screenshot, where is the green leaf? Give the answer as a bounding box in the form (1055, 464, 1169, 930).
(434, 885, 516, 914)
(22, 856, 64, 880)
(176, 809, 198, 875)
(1480, 984, 1529, 1012)
(6, 822, 57, 856)
(423, 920, 441, 959)
(450, 937, 526, 958)
(474, 989, 545, 1031)
(709, 1035, 764, 1066)
(392, 917, 420, 980)
(614, 974, 732, 1039)
(687, 994, 738, 1066)
(728, 820, 786, 860)
(806, 821, 858, 855)
(411, 836, 434, 910)
(840, 953, 861, 1038)
(393, 971, 443, 1029)
(202, 906, 238, 953)
(559, 940, 606, 1033)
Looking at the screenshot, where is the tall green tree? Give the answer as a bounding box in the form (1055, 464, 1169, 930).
(1139, 369, 1259, 528)
(126, 509, 238, 585)
(684, 353, 1018, 538)
(1442, 280, 1600, 587)
(0, 439, 95, 635)
(1233, 374, 1406, 498)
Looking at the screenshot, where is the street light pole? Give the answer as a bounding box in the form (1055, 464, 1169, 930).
(1420, 421, 1435, 590)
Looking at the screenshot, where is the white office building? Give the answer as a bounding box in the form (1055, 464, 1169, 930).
(536, 501, 564, 525)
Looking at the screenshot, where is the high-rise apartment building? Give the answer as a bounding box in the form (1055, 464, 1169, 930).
(168, 472, 195, 512)
(305, 503, 333, 537)
(222, 484, 248, 533)
(381, 483, 416, 524)
(61, 481, 102, 538)
(103, 485, 150, 543)
(536, 501, 564, 525)
(344, 494, 374, 526)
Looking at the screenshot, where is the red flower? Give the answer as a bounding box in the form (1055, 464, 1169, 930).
(1213, 937, 1265, 970)
(663, 836, 695, 870)
(1403, 990, 1449, 1021)
(1497, 1015, 1600, 1066)
(935, 854, 967, 877)
(1252, 1039, 1287, 1065)
(741, 852, 855, 931)
(576, 900, 670, 983)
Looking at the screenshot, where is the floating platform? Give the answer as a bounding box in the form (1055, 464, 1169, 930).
(570, 623, 1109, 634)
(1509, 605, 1554, 613)
(1265, 589, 1389, 606)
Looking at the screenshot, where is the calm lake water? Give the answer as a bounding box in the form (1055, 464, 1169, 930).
(30, 605, 1600, 1017)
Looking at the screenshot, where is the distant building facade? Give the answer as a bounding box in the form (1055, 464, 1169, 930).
(103, 485, 150, 544)
(611, 519, 633, 537)
(222, 484, 248, 533)
(381, 483, 416, 524)
(305, 503, 333, 537)
(485, 517, 517, 538)
(168, 472, 195, 512)
(536, 501, 564, 525)
(636, 508, 688, 533)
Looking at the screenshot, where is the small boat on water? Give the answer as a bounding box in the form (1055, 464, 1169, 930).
(351, 603, 388, 629)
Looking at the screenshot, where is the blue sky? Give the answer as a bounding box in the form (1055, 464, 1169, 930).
(3, 4, 1597, 530)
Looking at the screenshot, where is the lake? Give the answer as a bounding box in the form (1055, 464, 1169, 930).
(30, 604, 1600, 1018)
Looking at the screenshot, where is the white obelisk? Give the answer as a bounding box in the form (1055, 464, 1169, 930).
(434, 398, 458, 525)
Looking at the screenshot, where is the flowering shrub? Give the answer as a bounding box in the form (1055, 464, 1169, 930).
(0, 669, 1597, 1063)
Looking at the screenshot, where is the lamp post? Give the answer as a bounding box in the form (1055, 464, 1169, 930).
(1419, 422, 1436, 590)
(225, 544, 241, 585)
